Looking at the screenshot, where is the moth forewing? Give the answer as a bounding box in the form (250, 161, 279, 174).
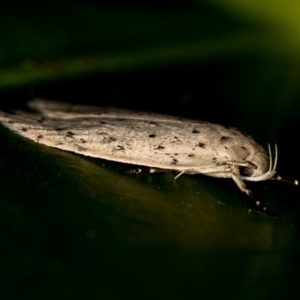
(0, 99, 297, 217)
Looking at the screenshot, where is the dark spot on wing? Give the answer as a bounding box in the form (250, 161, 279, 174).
(114, 145, 125, 151)
(102, 136, 117, 143)
(174, 153, 178, 156)
(213, 157, 217, 161)
(66, 131, 75, 138)
(21, 127, 27, 132)
(156, 145, 165, 150)
(221, 136, 230, 142)
(198, 142, 206, 148)
(37, 135, 43, 139)
(224, 146, 228, 150)
(55, 127, 64, 131)
(171, 158, 178, 165)
(8, 120, 14, 124)
(55, 142, 64, 146)
(173, 136, 182, 143)
(192, 129, 200, 134)
(118, 118, 125, 121)
(80, 139, 87, 143)
(149, 134, 156, 138)
(241, 146, 247, 151)
(188, 154, 195, 157)
(100, 121, 106, 124)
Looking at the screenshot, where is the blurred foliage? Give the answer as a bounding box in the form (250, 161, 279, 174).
(1, 0, 300, 88)
(207, 0, 300, 57)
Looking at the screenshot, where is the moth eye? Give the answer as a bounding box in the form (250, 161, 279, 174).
(239, 166, 254, 177)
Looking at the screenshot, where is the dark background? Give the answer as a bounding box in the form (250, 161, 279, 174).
(1, 1, 300, 299)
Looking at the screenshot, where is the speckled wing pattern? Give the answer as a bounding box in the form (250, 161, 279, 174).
(0, 99, 265, 174)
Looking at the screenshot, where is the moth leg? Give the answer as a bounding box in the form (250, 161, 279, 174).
(174, 171, 185, 180)
(231, 174, 252, 196)
(231, 174, 276, 217)
(126, 167, 169, 175)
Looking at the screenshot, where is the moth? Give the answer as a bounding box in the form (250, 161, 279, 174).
(0, 99, 297, 216)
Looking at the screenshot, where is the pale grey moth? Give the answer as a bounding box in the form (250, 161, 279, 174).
(0, 99, 297, 216)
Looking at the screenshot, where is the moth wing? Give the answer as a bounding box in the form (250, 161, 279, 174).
(28, 99, 131, 119)
(0, 100, 265, 173)
(28, 99, 183, 123)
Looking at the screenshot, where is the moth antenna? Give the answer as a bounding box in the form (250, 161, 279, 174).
(268, 143, 273, 172)
(273, 144, 278, 172)
(269, 145, 298, 185)
(174, 170, 185, 180)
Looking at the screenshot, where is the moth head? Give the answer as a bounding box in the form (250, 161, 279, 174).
(240, 144, 277, 182)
